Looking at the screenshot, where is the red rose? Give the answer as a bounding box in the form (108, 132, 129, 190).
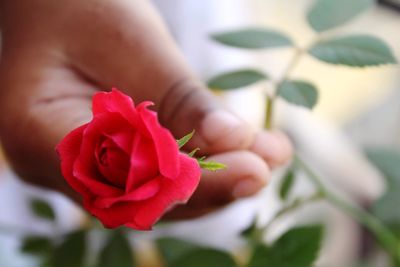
(56, 89, 201, 230)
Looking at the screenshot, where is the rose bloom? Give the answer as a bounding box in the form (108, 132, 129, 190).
(56, 89, 201, 230)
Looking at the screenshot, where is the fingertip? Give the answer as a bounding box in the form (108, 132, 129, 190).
(232, 177, 267, 199)
(200, 151, 270, 203)
(197, 110, 254, 153)
(164, 151, 271, 219)
(250, 131, 293, 168)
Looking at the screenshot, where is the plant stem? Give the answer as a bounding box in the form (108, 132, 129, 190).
(265, 95, 274, 130)
(294, 154, 400, 263)
(265, 47, 304, 130)
(278, 47, 304, 87)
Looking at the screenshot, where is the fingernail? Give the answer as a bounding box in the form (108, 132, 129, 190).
(232, 179, 262, 199)
(200, 110, 242, 143)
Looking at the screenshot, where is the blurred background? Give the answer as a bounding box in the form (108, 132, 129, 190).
(0, 0, 399, 266)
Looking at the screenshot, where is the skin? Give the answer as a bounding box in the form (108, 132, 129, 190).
(0, 0, 292, 219)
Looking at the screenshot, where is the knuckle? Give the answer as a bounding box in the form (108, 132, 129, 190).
(158, 78, 217, 136)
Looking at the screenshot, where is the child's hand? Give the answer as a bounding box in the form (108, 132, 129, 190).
(0, 0, 292, 218)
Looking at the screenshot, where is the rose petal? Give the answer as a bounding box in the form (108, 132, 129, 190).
(56, 125, 90, 196)
(80, 113, 133, 165)
(137, 103, 180, 179)
(84, 201, 141, 229)
(84, 112, 134, 142)
(75, 112, 133, 194)
(104, 131, 132, 155)
(84, 154, 200, 230)
(95, 138, 130, 187)
(93, 178, 161, 209)
(92, 88, 140, 127)
(131, 154, 201, 229)
(73, 159, 123, 197)
(126, 133, 159, 192)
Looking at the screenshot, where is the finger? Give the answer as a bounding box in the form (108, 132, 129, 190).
(250, 131, 293, 168)
(165, 150, 270, 220)
(65, 0, 255, 155)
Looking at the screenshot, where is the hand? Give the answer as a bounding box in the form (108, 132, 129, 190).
(0, 0, 292, 219)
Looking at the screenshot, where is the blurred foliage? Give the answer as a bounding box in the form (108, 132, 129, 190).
(248, 225, 323, 267)
(277, 80, 319, 109)
(309, 35, 397, 67)
(97, 230, 134, 267)
(30, 199, 56, 221)
(307, 0, 373, 32)
(211, 28, 292, 49)
(207, 0, 396, 109)
(48, 230, 87, 267)
(207, 69, 268, 90)
(21, 236, 53, 257)
(156, 237, 203, 265)
(279, 169, 296, 201)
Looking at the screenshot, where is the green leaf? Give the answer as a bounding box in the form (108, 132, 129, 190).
(170, 248, 238, 267)
(247, 244, 273, 267)
(97, 231, 134, 267)
(307, 0, 373, 32)
(211, 28, 292, 49)
(207, 69, 268, 90)
(365, 148, 400, 188)
(273, 225, 323, 264)
(240, 219, 257, 239)
(49, 230, 86, 267)
(240, 217, 262, 243)
(156, 237, 202, 266)
(31, 199, 56, 221)
(278, 80, 318, 109)
(309, 35, 397, 67)
(248, 225, 324, 267)
(177, 130, 195, 149)
(279, 170, 295, 200)
(21, 236, 52, 256)
(198, 160, 226, 171)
